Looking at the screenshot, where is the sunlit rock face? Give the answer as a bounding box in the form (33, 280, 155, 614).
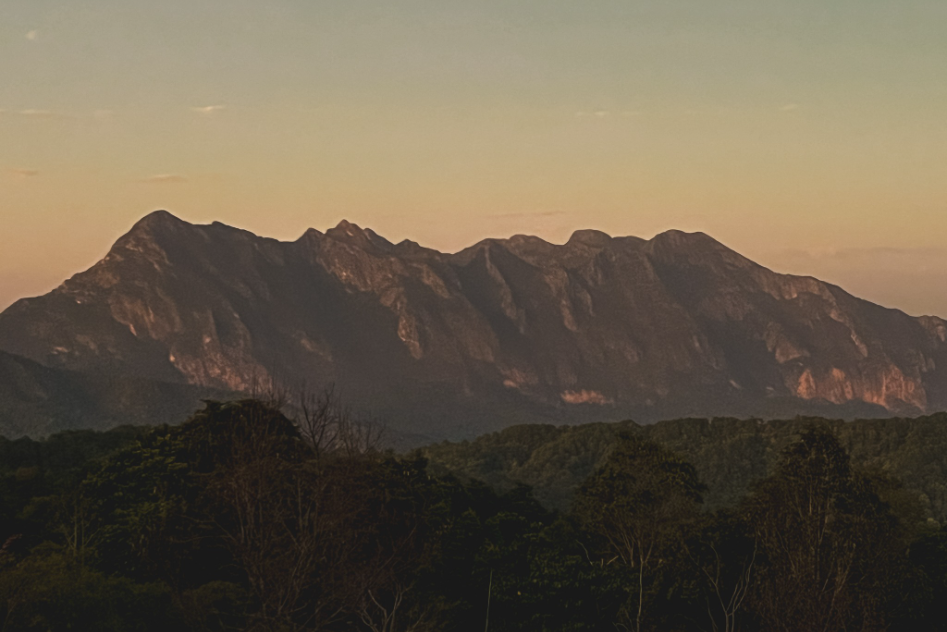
(2, 210, 946, 438)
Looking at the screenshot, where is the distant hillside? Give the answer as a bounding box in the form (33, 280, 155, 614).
(0, 350, 229, 438)
(421, 414, 947, 521)
(2, 210, 947, 439)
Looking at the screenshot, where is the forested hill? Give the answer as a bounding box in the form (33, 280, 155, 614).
(421, 414, 947, 520)
(0, 350, 233, 438)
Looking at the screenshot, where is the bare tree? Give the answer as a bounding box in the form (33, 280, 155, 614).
(356, 581, 438, 632)
(203, 401, 355, 631)
(686, 526, 757, 632)
(203, 394, 413, 632)
(295, 384, 385, 461)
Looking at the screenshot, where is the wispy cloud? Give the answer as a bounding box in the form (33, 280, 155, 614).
(6, 168, 38, 179)
(490, 210, 567, 220)
(17, 109, 66, 120)
(1, 108, 102, 121)
(141, 174, 188, 185)
(779, 103, 800, 112)
(775, 246, 947, 262)
(191, 105, 226, 115)
(575, 110, 611, 119)
(575, 109, 641, 119)
(25, 30, 39, 41)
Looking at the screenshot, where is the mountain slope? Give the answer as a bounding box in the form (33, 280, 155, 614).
(1, 211, 946, 438)
(0, 349, 229, 438)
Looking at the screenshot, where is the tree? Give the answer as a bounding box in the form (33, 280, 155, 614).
(0, 544, 176, 632)
(745, 426, 902, 632)
(685, 512, 756, 632)
(573, 433, 704, 632)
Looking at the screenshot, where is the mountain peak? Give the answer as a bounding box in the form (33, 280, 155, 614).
(333, 218, 359, 231)
(647, 229, 755, 269)
(326, 219, 367, 240)
(110, 211, 193, 255)
(132, 209, 186, 231)
(325, 220, 394, 252)
(649, 229, 726, 250)
(567, 229, 612, 247)
(119, 210, 194, 244)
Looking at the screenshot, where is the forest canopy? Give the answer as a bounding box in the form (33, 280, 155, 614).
(2, 402, 947, 631)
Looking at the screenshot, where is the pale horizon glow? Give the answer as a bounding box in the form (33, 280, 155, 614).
(2, 1, 946, 316)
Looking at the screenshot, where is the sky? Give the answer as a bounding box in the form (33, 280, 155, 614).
(1, 0, 946, 315)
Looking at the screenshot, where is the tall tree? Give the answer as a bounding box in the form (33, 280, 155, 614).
(745, 426, 901, 632)
(573, 433, 704, 632)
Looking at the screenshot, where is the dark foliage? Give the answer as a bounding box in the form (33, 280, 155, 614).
(1, 404, 946, 631)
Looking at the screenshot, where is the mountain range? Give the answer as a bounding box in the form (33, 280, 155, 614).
(2, 210, 946, 440)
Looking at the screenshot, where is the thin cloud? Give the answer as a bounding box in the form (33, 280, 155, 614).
(191, 105, 226, 115)
(25, 30, 39, 41)
(575, 110, 611, 119)
(776, 246, 947, 261)
(6, 168, 38, 178)
(490, 210, 567, 220)
(141, 174, 188, 184)
(780, 103, 800, 112)
(17, 109, 65, 120)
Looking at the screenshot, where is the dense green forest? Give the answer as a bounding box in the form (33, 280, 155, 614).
(423, 414, 947, 520)
(2, 401, 947, 631)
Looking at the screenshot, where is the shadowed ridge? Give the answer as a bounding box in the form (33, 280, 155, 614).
(567, 229, 612, 247)
(296, 227, 325, 242)
(449, 237, 509, 266)
(648, 229, 729, 252)
(293, 228, 327, 256)
(122, 211, 267, 247)
(325, 219, 396, 253)
(454, 231, 609, 266)
(490, 234, 560, 266)
(109, 209, 198, 255)
(646, 229, 759, 269)
(131, 209, 187, 230)
(506, 234, 554, 248)
(393, 238, 445, 259)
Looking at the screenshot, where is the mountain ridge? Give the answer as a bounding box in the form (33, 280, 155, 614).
(1, 210, 945, 438)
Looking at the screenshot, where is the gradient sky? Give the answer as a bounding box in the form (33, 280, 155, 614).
(2, 0, 946, 315)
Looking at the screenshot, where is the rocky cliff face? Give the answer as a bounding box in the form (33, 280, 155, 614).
(2, 211, 945, 438)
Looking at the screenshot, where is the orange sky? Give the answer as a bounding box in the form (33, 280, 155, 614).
(2, 1, 946, 315)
